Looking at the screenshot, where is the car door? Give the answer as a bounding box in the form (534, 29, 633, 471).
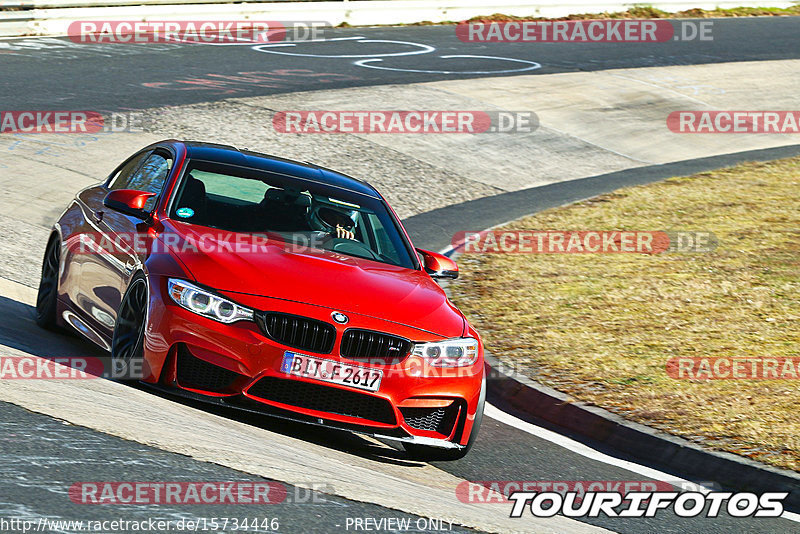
(73, 150, 149, 338)
(76, 149, 173, 340)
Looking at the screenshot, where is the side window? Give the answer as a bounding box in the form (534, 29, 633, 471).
(367, 213, 401, 264)
(108, 152, 149, 190)
(120, 152, 173, 211)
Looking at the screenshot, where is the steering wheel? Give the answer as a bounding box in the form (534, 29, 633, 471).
(308, 205, 356, 233)
(330, 238, 381, 261)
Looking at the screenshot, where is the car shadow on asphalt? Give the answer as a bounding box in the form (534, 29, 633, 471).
(0, 295, 426, 468)
(133, 382, 427, 469)
(0, 294, 107, 361)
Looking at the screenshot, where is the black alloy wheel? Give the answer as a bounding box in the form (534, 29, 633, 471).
(111, 275, 148, 380)
(35, 237, 60, 328)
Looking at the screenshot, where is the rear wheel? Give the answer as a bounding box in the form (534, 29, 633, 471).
(404, 374, 486, 461)
(111, 274, 148, 382)
(35, 237, 60, 329)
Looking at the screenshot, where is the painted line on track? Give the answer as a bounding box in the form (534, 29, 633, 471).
(250, 35, 541, 75)
(355, 55, 541, 75)
(253, 38, 435, 58)
(424, 146, 800, 524)
(485, 404, 800, 523)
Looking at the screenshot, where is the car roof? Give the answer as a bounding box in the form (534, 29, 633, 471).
(179, 140, 380, 198)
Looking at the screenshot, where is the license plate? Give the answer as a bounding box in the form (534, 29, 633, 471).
(280, 351, 383, 392)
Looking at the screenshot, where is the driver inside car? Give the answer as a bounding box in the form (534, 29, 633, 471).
(335, 224, 356, 240)
(311, 205, 359, 242)
(260, 188, 358, 242)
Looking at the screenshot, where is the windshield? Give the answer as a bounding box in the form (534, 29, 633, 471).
(169, 159, 416, 269)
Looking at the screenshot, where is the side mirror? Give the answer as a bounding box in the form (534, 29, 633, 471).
(417, 248, 458, 280)
(103, 189, 156, 220)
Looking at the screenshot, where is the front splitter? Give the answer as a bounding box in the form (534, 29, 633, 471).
(141, 382, 463, 450)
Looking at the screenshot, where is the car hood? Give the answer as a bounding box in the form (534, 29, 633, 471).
(160, 221, 465, 338)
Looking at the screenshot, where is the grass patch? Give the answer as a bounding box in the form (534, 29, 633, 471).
(465, 5, 800, 23)
(450, 157, 800, 471)
(330, 4, 800, 27)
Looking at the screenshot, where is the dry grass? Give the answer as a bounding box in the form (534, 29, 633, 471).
(465, 6, 800, 23)
(334, 5, 800, 27)
(450, 157, 800, 471)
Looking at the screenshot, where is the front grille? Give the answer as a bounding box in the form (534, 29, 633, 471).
(247, 376, 396, 425)
(256, 312, 336, 354)
(400, 404, 459, 435)
(340, 329, 411, 364)
(176, 345, 243, 392)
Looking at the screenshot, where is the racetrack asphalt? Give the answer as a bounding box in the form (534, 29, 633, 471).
(0, 401, 481, 534)
(1, 17, 800, 534)
(0, 17, 798, 111)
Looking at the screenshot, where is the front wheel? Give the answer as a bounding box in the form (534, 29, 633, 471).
(111, 274, 148, 382)
(35, 237, 60, 329)
(404, 374, 486, 461)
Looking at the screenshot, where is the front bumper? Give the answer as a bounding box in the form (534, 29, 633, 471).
(144, 381, 465, 450)
(143, 276, 484, 448)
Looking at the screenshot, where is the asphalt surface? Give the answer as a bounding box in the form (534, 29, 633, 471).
(2, 16, 800, 534)
(0, 401, 480, 533)
(3, 163, 799, 532)
(0, 18, 798, 111)
(442, 416, 792, 533)
(404, 144, 800, 253)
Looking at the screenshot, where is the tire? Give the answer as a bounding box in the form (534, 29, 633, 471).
(403, 373, 486, 462)
(35, 237, 60, 329)
(111, 274, 148, 382)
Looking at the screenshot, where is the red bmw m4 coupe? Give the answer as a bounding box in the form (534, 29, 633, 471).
(36, 140, 485, 460)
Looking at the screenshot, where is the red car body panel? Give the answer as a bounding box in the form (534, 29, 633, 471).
(158, 218, 466, 337)
(49, 140, 484, 451)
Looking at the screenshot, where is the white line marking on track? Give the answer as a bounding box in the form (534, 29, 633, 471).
(167, 35, 367, 47)
(485, 403, 800, 523)
(259, 36, 364, 44)
(253, 39, 435, 58)
(355, 55, 541, 74)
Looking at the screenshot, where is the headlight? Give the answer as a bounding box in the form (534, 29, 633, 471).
(167, 279, 254, 324)
(412, 337, 479, 367)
